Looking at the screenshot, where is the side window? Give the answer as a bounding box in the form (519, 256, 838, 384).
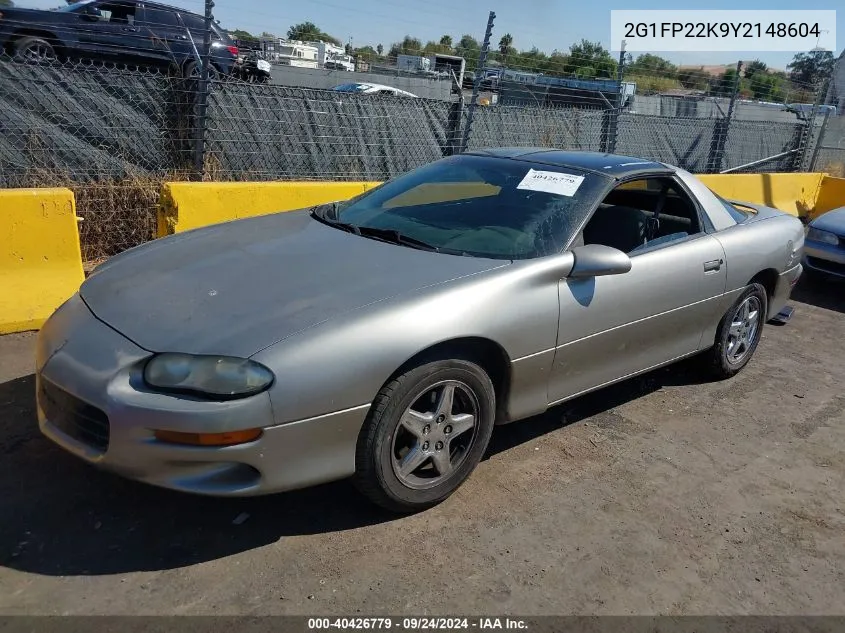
(179, 13, 222, 40)
(141, 8, 180, 29)
(95, 2, 137, 25)
(581, 176, 703, 255)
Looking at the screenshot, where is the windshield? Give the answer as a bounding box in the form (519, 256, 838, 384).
(331, 154, 609, 259)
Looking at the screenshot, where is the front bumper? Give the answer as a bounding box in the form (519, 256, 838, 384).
(803, 239, 845, 278)
(35, 294, 368, 497)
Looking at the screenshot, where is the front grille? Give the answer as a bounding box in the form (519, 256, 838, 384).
(38, 379, 110, 453)
(807, 256, 845, 277)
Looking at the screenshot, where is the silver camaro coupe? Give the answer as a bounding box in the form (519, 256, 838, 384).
(35, 149, 805, 512)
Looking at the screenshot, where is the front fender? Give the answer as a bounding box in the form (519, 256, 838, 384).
(252, 261, 563, 425)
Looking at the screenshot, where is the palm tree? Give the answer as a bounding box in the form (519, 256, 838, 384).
(439, 35, 453, 48)
(498, 33, 513, 56)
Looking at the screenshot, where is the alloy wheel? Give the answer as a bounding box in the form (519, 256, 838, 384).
(391, 380, 479, 490)
(726, 295, 761, 364)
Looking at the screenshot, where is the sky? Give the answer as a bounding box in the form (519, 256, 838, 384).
(14, 0, 844, 71)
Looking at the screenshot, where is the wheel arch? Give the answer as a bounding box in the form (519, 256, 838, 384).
(384, 336, 513, 422)
(11, 28, 61, 45)
(747, 268, 778, 317)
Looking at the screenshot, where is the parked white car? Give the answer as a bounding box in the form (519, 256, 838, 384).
(331, 82, 418, 98)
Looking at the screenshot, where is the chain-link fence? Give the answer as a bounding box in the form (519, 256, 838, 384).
(0, 34, 838, 262)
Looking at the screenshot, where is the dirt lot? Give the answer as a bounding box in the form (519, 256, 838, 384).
(1, 277, 843, 616)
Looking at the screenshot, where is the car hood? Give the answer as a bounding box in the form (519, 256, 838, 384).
(811, 207, 845, 234)
(80, 210, 508, 357)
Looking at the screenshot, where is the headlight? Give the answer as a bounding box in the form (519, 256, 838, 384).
(807, 227, 839, 246)
(143, 353, 274, 399)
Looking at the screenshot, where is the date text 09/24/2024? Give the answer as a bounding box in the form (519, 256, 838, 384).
(307, 618, 528, 630)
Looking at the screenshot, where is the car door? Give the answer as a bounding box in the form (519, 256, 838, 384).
(76, 1, 153, 65)
(546, 174, 728, 405)
(135, 5, 189, 66)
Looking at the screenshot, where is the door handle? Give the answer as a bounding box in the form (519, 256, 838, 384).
(704, 259, 723, 272)
(122, 26, 138, 32)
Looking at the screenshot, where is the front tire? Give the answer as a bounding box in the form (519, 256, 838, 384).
(354, 358, 496, 513)
(703, 283, 767, 379)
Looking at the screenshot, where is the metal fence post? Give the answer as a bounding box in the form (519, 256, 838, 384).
(603, 42, 627, 154)
(192, 0, 214, 180)
(707, 60, 741, 173)
(796, 80, 826, 172)
(460, 11, 496, 154)
(808, 105, 832, 172)
(444, 72, 465, 156)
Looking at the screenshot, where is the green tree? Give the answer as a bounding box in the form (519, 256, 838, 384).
(568, 39, 616, 78)
(711, 66, 740, 97)
(388, 36, 424, 59)
(424, 40, 453, 55)
(286, 22, 341, 46)
(455, 34, 481, 71)
(0, 0, 15, 7)
(677, 66, 711, 91)
(749, 73, 785, 101)
(744, 59, 767, 81)
(229, 29, 258, 45)
(457, 34, 479, 51)
(498, 33, 513, 56)
(439, 35, 453, 48)
(787, 50, 835, 86)
(627, 53, 676, 78)
(376, 43, 383, 56)
(546, 51, 571, 76)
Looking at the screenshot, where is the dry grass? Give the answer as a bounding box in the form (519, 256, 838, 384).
(820, 161, 845, 178)
(15, 168, 192, 265)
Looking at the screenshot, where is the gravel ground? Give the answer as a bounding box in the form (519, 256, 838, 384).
(0, 276, 843, 616)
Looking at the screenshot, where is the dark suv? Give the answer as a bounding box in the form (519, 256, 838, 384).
(0, 0, 238, 76)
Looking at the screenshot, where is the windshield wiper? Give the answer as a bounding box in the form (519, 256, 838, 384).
(310, 203, 361, 235)
(356, 226, 440, 252)
(311, 204, 452, 254)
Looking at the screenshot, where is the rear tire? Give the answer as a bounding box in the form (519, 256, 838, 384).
(702, 283, 767, 379)
(354, 358, 496, 514)
(14, 36, 56, 62)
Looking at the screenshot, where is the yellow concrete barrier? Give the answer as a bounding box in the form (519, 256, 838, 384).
(0, 188, 84, 334)
(696, 173, 826, 218)
(813, 175, 845, 219)
(157, 181, 381, 236)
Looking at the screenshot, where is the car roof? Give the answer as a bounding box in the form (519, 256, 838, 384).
(465, 148, 673, 178)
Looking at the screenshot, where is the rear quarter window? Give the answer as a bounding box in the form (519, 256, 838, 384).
(716, 196, 752, 224)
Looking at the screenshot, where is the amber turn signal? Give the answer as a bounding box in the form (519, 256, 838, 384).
(153, 428, 262, 446)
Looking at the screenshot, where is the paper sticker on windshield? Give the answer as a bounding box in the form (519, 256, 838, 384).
(517, 169, 585, 197)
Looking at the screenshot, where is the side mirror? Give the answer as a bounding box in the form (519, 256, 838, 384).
(568, 244, 632, 279)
